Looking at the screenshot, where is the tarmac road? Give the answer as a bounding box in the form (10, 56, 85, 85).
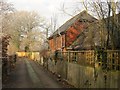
(3, 57, 64, 88)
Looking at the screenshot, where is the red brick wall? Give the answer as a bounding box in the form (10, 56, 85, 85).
(49, 34, 65, 52)
(66, 20, 87, 47)
(49, 19, 89, 52)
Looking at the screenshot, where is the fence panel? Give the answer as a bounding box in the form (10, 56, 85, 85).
(58, 50, 120, 71)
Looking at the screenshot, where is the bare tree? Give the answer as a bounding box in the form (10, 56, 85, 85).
(0, 0, 14, 15)
(13, 11, 45, 51)
(116, 2, 120, 13)
(81, 1, 120, 50)
(59, 3, 73, 17)
(60, 0, 120, 49)
(50, 14, 58, 35)
(59, 1, 84, 17)
(2, 10, 46, 52)
(0, 0, 15, 33)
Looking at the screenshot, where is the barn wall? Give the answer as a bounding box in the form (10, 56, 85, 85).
(49, 34, 66, 52)
(48, 19, 93, 51)
(66, 20, 88, 47)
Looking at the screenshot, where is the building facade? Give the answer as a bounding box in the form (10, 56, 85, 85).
(48, 10, 97, 52)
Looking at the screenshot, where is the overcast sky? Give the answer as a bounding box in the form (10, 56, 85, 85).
(7, 0, 84, 28)
(6, 0, 120, 28)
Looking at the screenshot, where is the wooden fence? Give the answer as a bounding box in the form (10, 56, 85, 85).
(56, 50, 120, 71)
(41, 50, 120, 88)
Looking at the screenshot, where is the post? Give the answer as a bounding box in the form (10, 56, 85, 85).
(67, 51, 70, 81)
(68, 51, 70, 63)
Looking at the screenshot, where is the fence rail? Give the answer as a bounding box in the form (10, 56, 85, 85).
(56, 50, 120, 71)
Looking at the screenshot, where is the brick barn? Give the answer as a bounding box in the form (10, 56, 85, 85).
(48, 10, 97, 53)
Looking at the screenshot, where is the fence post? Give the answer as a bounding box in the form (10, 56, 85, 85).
(68, 51, 70, 63)
(66, 51, 70, 81)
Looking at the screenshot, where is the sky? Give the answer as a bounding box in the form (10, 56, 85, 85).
(5, 0, 120, 29)
(7, 0, 84, 28)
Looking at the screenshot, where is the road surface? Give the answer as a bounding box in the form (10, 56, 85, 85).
(3, 58, 65, 88)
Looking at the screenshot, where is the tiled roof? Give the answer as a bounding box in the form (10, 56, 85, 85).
(48, 10, 97, 39)
(70, 21, 101, 50)
(70, 13, 120, 50)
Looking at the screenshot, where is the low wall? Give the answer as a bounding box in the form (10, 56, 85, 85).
(46, 59, 120, 88)
(67, 62, 120, 88)
(48, 59, 68, 79)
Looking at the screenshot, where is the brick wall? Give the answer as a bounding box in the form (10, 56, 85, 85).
(49, 34, 65, 52)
